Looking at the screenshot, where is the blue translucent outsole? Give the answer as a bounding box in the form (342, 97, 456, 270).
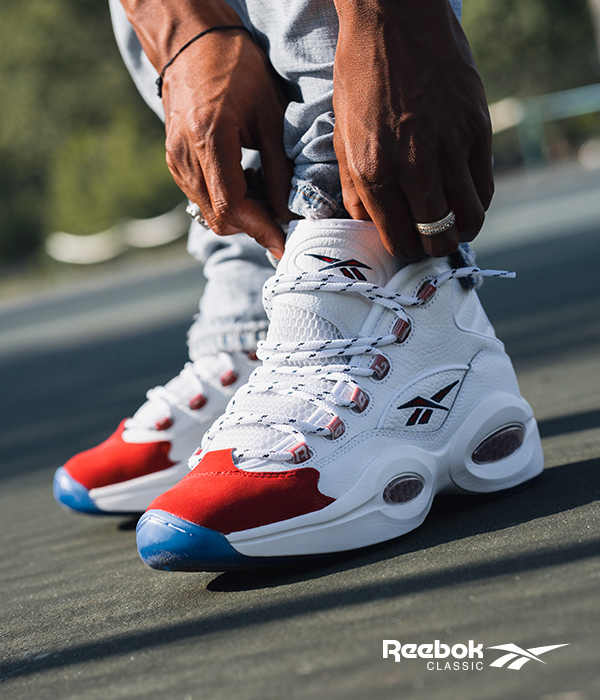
(53, 467, 104, 515)
(136, 510, 319, 571)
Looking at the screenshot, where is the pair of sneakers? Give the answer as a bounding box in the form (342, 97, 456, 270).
(54, 220, 544, 571)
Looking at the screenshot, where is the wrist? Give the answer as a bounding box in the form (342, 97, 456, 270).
(333, 0, 454, 35)
(120, 0, 242, 69)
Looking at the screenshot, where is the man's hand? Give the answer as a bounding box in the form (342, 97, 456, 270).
(332, 0, 494, 259)
(120, 0, 291, 259)
(162, 31, 291, 258)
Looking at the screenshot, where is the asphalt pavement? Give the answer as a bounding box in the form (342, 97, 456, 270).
(1, 163, 600, 700)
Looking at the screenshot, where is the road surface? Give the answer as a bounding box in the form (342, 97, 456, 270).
(1, 163, 599, 700)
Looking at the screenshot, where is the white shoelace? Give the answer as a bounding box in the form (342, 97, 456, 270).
(199, 267, 514, 466)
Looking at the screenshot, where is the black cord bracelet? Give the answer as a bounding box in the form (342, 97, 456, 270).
(156, 25, 251, 98)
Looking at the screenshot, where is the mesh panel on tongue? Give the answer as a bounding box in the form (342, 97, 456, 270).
(266, 304, 345, 367)
(206, 390, 323, 455)
(268, 305, 341, 343)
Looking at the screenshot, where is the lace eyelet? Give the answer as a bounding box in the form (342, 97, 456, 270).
(369, 354, 390, 380)
(155, 416, 174, 431)
(189, 393, 207, 410)
(289, 442, 312, 464)
(325, 416, 345, 440)
(417, 281, 436, 303)
(220, 370, 238, 387)
(350, 387, 369, 413)
(391, 318, 411, 343)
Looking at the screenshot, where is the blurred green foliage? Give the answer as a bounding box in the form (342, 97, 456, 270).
(463, 0, 600, 169)
(0, 0, 600, 262)
(464, 0, 600, 101)
(0, 0, 180, 262)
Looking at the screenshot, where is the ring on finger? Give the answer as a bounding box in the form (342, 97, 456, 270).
(415, 211, 456, 236)
(185, 202, 210, 229)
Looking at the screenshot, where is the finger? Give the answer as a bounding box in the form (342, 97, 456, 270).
(468, 147, 495, 213)
(401, 172, 460, 258)
(167, 133, 285, 257)
(202, 132, 286, 257)
(417, 222, 460, 258)
(335, 132, 423, 259)
(444, 168, 487, 243)
(352, 171, 425, 260)
(376, 194, 427, 262)
(335, 133, 370, 221)
(257, 119, 294, 224)
(165, 138, 215, 221)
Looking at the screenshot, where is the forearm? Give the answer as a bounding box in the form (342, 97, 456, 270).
(333, 0, 458, 29)
(119, 0, 242, 70)
(333, 0, 471, 73)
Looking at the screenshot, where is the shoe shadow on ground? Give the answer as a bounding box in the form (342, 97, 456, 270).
(117, 516, 141, 531)
(2, 454, 598, 682)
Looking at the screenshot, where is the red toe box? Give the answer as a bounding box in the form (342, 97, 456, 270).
(64, 420, 175, 490)
(148, 449, 334, 535)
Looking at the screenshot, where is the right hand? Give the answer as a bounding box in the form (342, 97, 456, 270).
(161, 29, 292, 258)
(332, 0, 494, 260)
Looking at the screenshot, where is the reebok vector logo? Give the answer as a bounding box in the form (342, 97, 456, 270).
(397, 380, 460, 426)
(306, 254, 372, 280)
(382, 639, 570, 672)
(487, 643, 570, 670)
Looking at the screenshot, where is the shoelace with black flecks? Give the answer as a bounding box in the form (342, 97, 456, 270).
(195, 267, 514, 467)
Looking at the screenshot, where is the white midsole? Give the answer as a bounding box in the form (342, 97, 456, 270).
(225, 392, 544, 558)
(89, 462, 190, 512)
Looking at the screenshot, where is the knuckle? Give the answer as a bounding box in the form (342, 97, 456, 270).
(212, 198, 236, 224)
(165, 130, 184, 156)
(211, 199, 245, 234)
(457, 206, 485, 240)
(344, 145, 385, 188)
(189, 117, 210, 146)
(165, 137, 188, 175)
(164, 148, 177, 171)
(164, 139, 177, 161)
(209, 220, 231, 235)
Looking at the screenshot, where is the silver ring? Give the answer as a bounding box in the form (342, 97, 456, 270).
(415, 211, 456, 236)
(185, 202, 209, 229)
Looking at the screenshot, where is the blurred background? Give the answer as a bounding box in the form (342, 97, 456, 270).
(0, 0, 183, 275)
(1, 0, 600, 275)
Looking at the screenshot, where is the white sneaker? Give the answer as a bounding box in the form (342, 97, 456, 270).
(136, 220, 544, 570)
(53, 352, 259, 514)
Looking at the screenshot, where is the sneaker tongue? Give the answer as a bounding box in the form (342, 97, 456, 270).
(279, 220, 400, 284)
(269, 220, 402, 344)
(205, 221, 403, 459)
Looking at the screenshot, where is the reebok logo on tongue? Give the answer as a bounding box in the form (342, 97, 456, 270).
(306, 254, 372, 281)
